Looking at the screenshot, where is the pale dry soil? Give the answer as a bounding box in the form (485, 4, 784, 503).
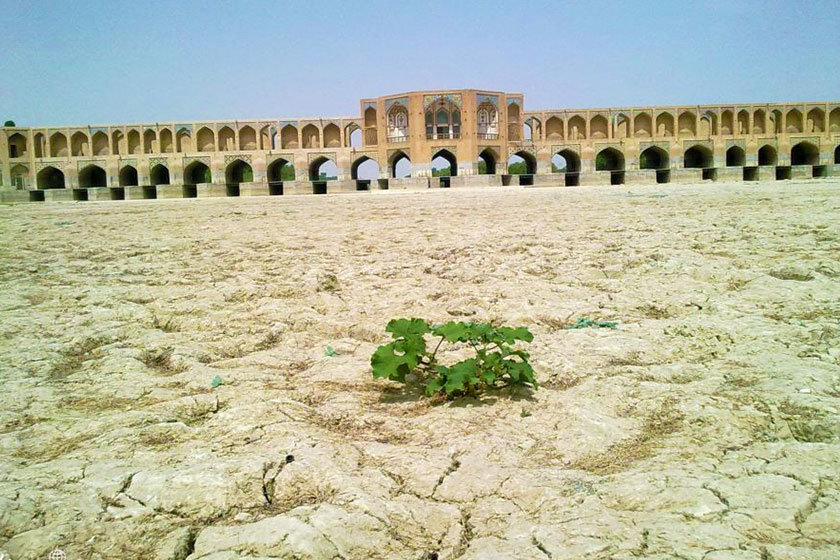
(1, 181, 839, 560)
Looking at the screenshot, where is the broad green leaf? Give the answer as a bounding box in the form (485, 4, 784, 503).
(371, 343, 416, 382)
(425, 377, 444, 396)
(441, 358, 479, 395)
(386, 318, 431, 338)
(496, 326, 534, 343)
(432, 321, 471, 342)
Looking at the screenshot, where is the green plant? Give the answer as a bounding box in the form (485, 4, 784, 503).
(371, 318, 538, 398)
(324, 345, 337, 357)
(211, 375, 224, 388)
(566, 317, 618, 329)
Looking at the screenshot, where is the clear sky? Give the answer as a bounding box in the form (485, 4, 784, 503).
(2, 0, 838, 126)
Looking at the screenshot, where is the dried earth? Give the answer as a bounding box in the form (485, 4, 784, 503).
(1, 181, 839, 560)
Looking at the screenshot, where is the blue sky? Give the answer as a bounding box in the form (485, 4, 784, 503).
(2, 0, 838, 126)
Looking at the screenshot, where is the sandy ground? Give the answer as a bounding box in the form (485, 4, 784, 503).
(0, 181, 839, 560)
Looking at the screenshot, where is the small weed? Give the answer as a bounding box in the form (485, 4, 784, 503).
(316, 273, 341, 293)
(49, 337, 110, 379)
(324, 345, 337, 357)
(139, 348, 186, 375)
(151, 314, 180, 332)
(566, 317, 618, 330)
(211, 375, 224, 388)
(520, 408, 532, 418)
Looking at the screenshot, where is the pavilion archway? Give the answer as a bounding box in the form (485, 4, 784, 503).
(351, 156, 380, 181)
(758, 145, 777, 166)
(684, 145, 713, 168)
(184, 161, 212, 185)
(119, 165, 138, 186)
(791, 142, 819, 166)
(389, 151, 410, 178)
(552, 149, 581, 186)
(150, 164, 170, 185)
(309, 156, 337, 181)
(726, 146, 746, 167)
(37, 166, 65, 189)
(78, 164, 107, 188)
(431, 149, 457, 177)
(478, 148, 498, 175)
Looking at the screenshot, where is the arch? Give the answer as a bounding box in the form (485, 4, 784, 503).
(302, 124, 320, 149)
(431, 149, 457, 177)
(160, 129, 173, 153)
(678, 111, 696, 136)
(835, 145, 840, 164)
(684, 145, 713, 168)
(127, 129, 141, 154)
(726, 146, 746, 167)
(78, 164, 106, 188)
(259, 126, 272, 150)
(568, 115, 586, 140)
(309, 156, 337, 181)
(184, 161, 212, 184)
(553, 149, 580, 173)
(364, 107, 378, 145)
(239, 126, 256, 150)
(633, 113, 652, 138)
(476, 102, 498, 138)
(478, 148, 497, 175)
(737, 110, 749, 135)
(699, 112, 717, 137)
(92, 131, 109, 156)
(639, 146, 669, 170)
(34, 132, 45, 158)
(280, 124, 299, 149)
(37, 166, 65, 189)
(771, 110, 783, 133)
(595, 147, 625, 171)
(345, 123, 361, 147)
(721, 110, 734, 135)
(111, 130, 123, 155)
(196, 127, 215, 152)
(176, 129, 192, 152)
(589, 115, 608, 139)
(786, 109, 803, 133)
(614, 113, 630, 139)
(143, 129, 157, 153)
(50, 132, 68, 157)
(225, 159, 253, 185)
(507, 102, 521, 140)
(545, 116, 564, 139)
(10, 164, 28, 189)
(753, 109, 766, 134)
(388, 103, 410, 141)
(267, 158, 293, 182)
(508, 150, 536, 175)
(830, 108, 840, 133)
(323, 123, 341, 148)
(758, 145, 777, 166)
(7, 132, 26, 158)
(806, 108, 825, 133)
(791, 141, 819, 166)
(524, 117, 541, 141)
(389, 150, 410, 178)
(150, 164, 170, 185)
(351, 156, 380, 180)
(119, 165, 138, 186)
(218, 126, 234, 151)
(656, 112, 674, 137)
(71, 131, 89, 156)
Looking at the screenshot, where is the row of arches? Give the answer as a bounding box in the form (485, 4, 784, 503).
(17, 124, 364, 159)
(524, 107, 840, 141)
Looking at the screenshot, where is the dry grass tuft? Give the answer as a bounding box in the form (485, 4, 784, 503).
(139, 347, 186, 375)
(48, 337, 110, 379)
(268, 472, 338, 513)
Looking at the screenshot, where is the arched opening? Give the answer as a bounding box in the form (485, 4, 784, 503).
(160, 129, 173, 153)
(387, 103, 410, 142)
(390, 151, 410, 179)
(568, 115, 586, 140)
(791, 142, 819, 166)
(176, 128, 192, 152)
(8, 133, 27, 158)
(37, 166, 65, 189)
(260, 126, 272, 150)
(640, 146, 669, 169)
(545, 116, 564, 139)
(587, 115, 605, 139)
(758, 145, 777, 166)
(184, 161, 212, 185)
(323, 123, 341, 148)
(309, 156, 337, 181)
(726, 146, 745, 167)
(34, 132, 45, 158)
(196, 127, 215, 152)
(119, 165, 138, 186)
(150, 164, 170, 185)
(615, 114, 630, 139)
(786, 109, 803, 133)
(478, 148, 497, 175)
(684, 145, 713, 168)
(524, 117, 541, 141)
(50, 132, 68, 157)
(699, 112, 717, 137)
(302, 124, 320, 149)
(92, 132, 109, 156)
(771, 110, 783, 133)
(633, 113, 651, 138)
(507, 102, 521, 140)
(596, 147, 625, 184)
(425, 98, 461, 140)
(218, 127, 234, 151)
(78, 165, 106, 188)
(753, 110, 766, 134)
(10, 164, 28, 189)
(71, 132, 89, 156)
(225, 159, 252, 195)
(829, 108, 840, 133)
(476, 102, 499, 138)
(721, 110, 734, 135)
(112, 130, 123, 155)
(280, 125, 298, 149)
(346, 124, 362, 148)
(678, 112, 696, 136)
(351, 156, 380, 180)
(656, 113, 674, 137)
(737, 110, 749, 135)
(364, 107, 378, 145)
(553, 149, 581, 186)
(835, 145, 840, 164)
(143, 129, 157, 153)
(239, 126, 256, 150)
(128, 130, 141, 154)
(267, 158, 293, 194)
(807, 108, 825, 133)
(507, 151, 536, 175)
(431, 149, 457, 179)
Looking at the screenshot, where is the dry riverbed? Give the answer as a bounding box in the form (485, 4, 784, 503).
(1, 181, 839, 560)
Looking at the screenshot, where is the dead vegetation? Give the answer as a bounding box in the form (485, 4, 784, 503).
(139, 347, 186, 375)
(48, 336, 110, 379)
